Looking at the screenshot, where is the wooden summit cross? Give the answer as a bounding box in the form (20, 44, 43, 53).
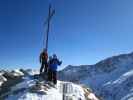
(44, 4, 55, 51)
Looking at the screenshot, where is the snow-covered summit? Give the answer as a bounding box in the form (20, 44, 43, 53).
(5, 80, 98, 100)
(0, 69, 99, 100)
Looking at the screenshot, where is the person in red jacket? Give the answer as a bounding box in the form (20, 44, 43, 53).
(39, 49, 48, 75)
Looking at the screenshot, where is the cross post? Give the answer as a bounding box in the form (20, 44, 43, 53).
(44, 4, 55, 51)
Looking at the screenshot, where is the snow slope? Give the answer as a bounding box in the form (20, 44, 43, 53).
(58, 52, 133, 100)
(3, 75, 98, 100)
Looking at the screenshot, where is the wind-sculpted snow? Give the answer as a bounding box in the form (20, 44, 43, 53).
(58, 52, 133, 100)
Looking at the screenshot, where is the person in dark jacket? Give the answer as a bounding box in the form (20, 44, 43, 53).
(39, 49, 48, 75)
(49, 54, 62, 85)
(48, 56, 53, 82)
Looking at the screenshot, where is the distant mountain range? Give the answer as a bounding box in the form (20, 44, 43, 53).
(58, 52, 133, 100)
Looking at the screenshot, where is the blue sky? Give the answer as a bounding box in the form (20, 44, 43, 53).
(0, 0, 133, 70)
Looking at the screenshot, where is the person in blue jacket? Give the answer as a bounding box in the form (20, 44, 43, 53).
(48, 54, 62, 85)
